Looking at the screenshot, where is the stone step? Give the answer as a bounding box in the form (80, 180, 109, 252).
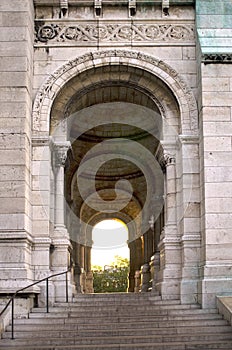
(72, 294, 161, 303)
(51, 303, 199, 311)
(1, 332, 232, 346)
(2, 340, 232, 350)
(3, 324, 232, 339)
(30, 306, 217, 318)
(4, 324, 231, 338)
(31, 307, 201, 319)
(12, 315, 226, 329)
(27, 315, 225, 326)
(74, 292, 159, 298)
(1, 296, 232, 350)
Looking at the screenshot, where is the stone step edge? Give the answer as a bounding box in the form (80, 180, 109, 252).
(2, 339, 232, 349)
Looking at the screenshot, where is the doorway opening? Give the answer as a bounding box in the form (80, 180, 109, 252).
(91, 219, 130, 293)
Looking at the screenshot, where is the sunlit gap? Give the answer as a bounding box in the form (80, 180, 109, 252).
(91, 219, 129, 270)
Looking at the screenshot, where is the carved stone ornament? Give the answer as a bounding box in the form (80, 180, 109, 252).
(158, 152, 176, 171)
(35, 21, 195, 44)
(202, 53, 232, 64)
(52, 142, 71, 167)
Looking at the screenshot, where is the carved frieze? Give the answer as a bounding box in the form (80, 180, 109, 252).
(35, 21, 195, 45)
(202, 53, 232, 64)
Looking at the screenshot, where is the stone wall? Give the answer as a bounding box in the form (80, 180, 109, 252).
(196, 0, 232, 307)
(0, 0, 34, 291)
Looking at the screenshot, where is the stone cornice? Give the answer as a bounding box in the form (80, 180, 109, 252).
(34, 0, 194, 6)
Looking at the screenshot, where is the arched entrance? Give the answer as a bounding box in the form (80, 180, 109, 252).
(32, 50, 199, 303)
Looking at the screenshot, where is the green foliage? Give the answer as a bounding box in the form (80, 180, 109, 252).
(92, 256, 129, 293)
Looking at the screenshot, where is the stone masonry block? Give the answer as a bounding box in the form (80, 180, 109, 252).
(205, 213, 232, 230)
(0, 12, 29, 27)
(202, 77, 230, 92)
(0, 27, 27, 42)
(202, 92, 232, 107)
(0, 0, 29, 12)
(205, 183, 232, 198)
(204, 166, 232, 182)
(0, 42, 29, 57)
(203, 122, 232, 135)
(0, 213, 27, 230)
(205, 229, 232, 245)
(204, 152, 232, 167)
(205, 198, 232, 214)
(0, 56, 28, 72)
(204, 136, 231, 151)
(0, 72, 29, 87)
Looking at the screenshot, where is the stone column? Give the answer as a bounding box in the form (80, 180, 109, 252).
(85, 246, 94, 293)
(50, 141, 73, 301)
(53, 142, 71, 233)
(79, 244, 86, 293)
(128, 238, 143, 292)
(143, 229, 154, 264)
(158, 151, 181, 300)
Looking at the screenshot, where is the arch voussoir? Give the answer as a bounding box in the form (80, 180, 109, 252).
(32, 49, 198, 136)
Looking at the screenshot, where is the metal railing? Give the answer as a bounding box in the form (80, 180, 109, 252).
(0, 269, 70, 339)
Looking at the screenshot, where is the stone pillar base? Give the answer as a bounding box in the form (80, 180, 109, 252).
(199, 276, 232, 308)
(0, 235, 34, 293)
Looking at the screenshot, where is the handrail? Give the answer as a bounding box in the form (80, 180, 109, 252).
(0, 269, 71, 339)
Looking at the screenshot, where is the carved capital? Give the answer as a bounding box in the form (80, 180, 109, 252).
(158, 152, 175, 172)
(52, 141, 71, 167)
(163, 153, 176, 165)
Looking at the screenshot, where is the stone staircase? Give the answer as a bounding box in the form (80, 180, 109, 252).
(1, 293, 232, 350)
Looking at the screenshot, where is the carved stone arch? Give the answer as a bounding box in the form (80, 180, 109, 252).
(32, 49, 198, 136)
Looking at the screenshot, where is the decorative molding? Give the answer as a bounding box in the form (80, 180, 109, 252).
(181, 234, 201, 242)
(33, 237, 52, 245)
(32, 136, 50, 147)
(202, 53, 232, 64)
(35, 21, 195, 45)
(179, 134, 199, 144)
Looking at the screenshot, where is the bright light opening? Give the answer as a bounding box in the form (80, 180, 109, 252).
(91, 219, 129, 269)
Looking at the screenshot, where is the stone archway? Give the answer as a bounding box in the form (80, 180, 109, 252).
(32, 50, 199, 303)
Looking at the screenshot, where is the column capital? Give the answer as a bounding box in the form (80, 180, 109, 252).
(163, 152, 176, 165)
(52, 141, 71, 167)
(158, 152, 176, 171)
